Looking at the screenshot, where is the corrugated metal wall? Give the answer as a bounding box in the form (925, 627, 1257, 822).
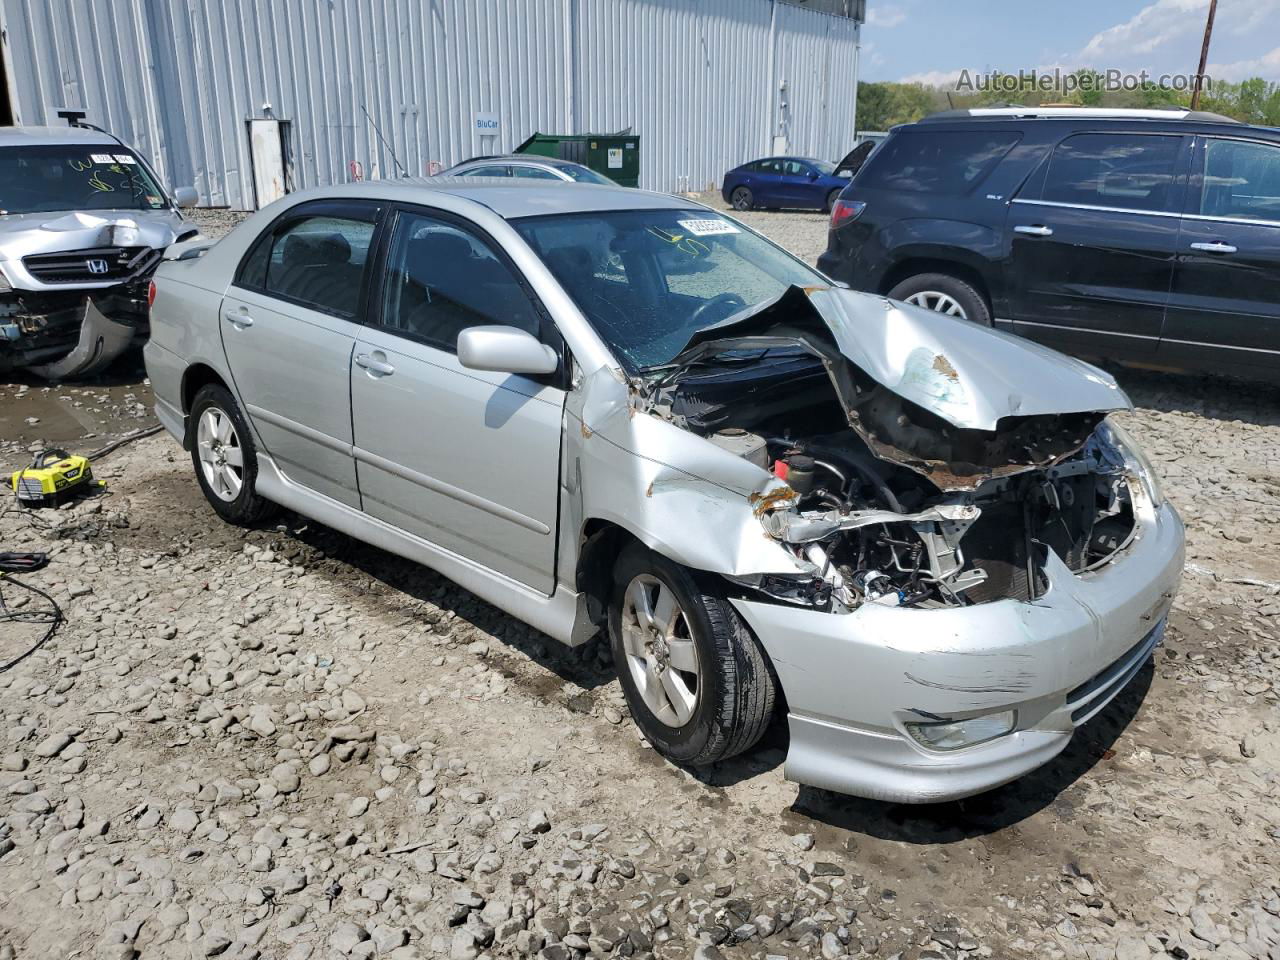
(0, 0, 859, 209)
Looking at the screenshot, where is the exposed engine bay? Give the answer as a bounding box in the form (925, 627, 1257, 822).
(643, 289, 1142, 614)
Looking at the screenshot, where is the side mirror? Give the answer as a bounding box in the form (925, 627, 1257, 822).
(807, 171, 819, 180)
(457, 325, 558, 376)
(172, 186, 199, 209)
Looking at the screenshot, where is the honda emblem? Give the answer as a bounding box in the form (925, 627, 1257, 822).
(86, 258, 109, 275)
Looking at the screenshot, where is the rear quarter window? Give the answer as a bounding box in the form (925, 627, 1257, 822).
(858, 130, 1021, 195)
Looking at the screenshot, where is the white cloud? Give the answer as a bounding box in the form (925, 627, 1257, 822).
(866, 5, 906, 28)
(1078, 0, 1207, 61)
(897, 68, 965, 87)
(1207, 45, 1280, 82)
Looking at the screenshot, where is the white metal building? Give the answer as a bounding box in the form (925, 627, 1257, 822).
(0, 0, 862, 209)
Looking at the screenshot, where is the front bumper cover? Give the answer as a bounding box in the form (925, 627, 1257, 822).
(733, 500, 1185, 803)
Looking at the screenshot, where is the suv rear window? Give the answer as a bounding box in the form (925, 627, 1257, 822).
(858, 130, 1020, 194)
(1040, 133, 1182, 213)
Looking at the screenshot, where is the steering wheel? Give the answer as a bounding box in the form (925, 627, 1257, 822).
(688, 293, 748, 329)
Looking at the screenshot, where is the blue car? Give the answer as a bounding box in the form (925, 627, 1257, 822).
(721, 154, 859, 213)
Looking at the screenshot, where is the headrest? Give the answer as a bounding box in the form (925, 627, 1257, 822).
(283, 231, 351, 267)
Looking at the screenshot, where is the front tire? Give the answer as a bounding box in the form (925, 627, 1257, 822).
(887, 272, 992, 326)
(609, 544, 775, 766)
(189, 383, 278, 526)
(730, 186, 754, 211)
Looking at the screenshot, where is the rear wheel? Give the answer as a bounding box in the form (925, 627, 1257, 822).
(730, 186, 754, 211)
(609, 544, 775, 766)
(825, 188, 842, 213)
(887, 272, 992, 326)
(189, 384, 279, 526)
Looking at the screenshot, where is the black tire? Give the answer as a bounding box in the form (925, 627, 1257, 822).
(608, 544, 776, 766)
(730, 186, 754, 211)
(886, 272, 992, 326)
(825, 188, 842, 213)
(188, 383, 279, 526)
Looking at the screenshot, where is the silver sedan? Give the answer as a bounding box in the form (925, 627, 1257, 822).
(144, 179, 1183, 802)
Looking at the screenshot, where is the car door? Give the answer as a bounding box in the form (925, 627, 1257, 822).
(777, 159, 817, 207)
(1003, 131, 1188, 361)
(751, 159, 786, 207)
(1160, 135, 1280, 378)
(220, 199, 381, 507)
(349, 206, 565, 593)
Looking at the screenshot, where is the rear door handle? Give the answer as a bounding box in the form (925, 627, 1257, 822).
(223, 309, 254, 328)
(1189, 241, 1237, 254)
(1014, 224, 1054, 237)
(355, 353, 395, 376)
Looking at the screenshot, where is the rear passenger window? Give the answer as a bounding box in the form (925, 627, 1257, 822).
(858, 130, 1020, 194)
(1041, 133, 1182, 213)
(1200, 139, 1280, 223)
(239, 211, 377, 319)
(375, 210, 540, 352)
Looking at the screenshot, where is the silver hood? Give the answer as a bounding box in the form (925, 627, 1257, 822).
(668, 285, 1130, 432)
(0, 208, 192, 290)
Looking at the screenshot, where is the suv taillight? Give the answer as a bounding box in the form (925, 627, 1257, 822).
(148, 280, 157, 308)
(830, 199, 866, 229)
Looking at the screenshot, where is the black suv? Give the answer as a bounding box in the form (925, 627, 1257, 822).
(817, 108, 1280, 381)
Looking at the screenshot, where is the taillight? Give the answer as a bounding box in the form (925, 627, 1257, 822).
(830, 199, 867, 229)
(147, 280, 157, 308)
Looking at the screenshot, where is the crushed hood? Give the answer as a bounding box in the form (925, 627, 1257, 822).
(0, 209, 190, 281)
(670, 285, 1129, 433)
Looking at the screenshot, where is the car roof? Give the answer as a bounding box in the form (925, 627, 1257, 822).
(918, 106, 1244, 126)
(293, 178, 703, 219)
(0, 124, 120, 147)
(455, 155, 584, 169)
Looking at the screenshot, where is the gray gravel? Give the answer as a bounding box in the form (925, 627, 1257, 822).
(2, 203, 1279, 960)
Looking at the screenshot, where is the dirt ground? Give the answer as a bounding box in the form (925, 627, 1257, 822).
(1, 204, 1278, 960)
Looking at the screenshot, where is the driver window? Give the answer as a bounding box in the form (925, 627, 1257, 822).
(376, 211, 540, 353)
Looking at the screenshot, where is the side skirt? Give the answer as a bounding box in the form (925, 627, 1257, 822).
(253, 453, 595, 646)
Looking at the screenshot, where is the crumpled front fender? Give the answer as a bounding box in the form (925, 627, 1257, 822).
(564, 365, 803, 577)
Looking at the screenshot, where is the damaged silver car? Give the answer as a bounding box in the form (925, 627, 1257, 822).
(145, 180, 1184, 802)
(0, 122, 199, 378)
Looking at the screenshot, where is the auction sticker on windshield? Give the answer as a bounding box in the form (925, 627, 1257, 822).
(677, 218, 739, 237)
(90, 153, 115, 164)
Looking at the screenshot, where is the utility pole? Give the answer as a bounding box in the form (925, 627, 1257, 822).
(1190, 0, 1217, 110)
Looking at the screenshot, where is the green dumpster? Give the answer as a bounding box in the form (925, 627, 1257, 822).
(515, 132, 640, 187)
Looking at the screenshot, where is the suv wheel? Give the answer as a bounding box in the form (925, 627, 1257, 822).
(730, 187, 754, 211)
(189, 384, 279, 526)
(608, 544, 776, 766)
(888, 272, 992, 326)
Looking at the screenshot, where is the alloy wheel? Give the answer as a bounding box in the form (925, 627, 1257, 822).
(904, 290, 968, 319)
(196, 406, 245, 502)
(620, 574, 700, 728)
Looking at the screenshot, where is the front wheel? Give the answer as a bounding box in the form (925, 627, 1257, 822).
(730, 186, 754, 211)
(609, 544, 776, 766)
(189, 383, 279, 526)
(887, 272, 992, 326)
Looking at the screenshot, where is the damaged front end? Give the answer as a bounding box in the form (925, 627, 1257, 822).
(0, 211, 192, 378)
(642, 286, 1151, 614)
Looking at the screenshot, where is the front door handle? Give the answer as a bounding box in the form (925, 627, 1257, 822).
(1014, 224, 1054, 237)
(355, 353, 395, 376)
(223, 309, 254, 328)
(1189, 241, 1237, 255)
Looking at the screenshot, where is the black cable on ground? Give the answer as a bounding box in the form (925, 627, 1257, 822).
(86, 424, 165, 461)
(0, 572, 63, 673)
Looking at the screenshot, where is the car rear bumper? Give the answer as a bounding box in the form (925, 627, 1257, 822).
(732, 500, 1184, 803)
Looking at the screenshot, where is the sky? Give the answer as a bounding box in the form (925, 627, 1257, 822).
(861, 0, 1280, 87)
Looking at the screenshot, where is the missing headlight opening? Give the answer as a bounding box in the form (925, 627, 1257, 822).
(647, 291, 1143, 614)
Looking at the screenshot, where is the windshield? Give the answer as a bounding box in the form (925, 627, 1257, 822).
(513, 208, 825, 371)
(561, 165, 616, 185)
(809, 159, 836, 175)
(0, 145, 169, 216)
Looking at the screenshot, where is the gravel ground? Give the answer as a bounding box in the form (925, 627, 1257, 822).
(1, 203, 1279, 960)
